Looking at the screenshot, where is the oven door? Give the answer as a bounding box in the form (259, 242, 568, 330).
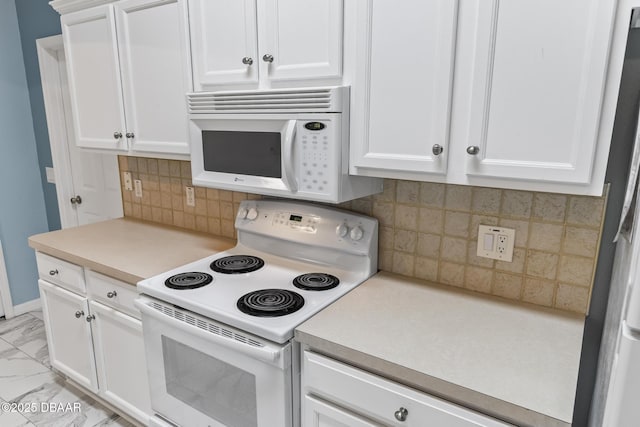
(135, 296, 293, 427)
(190, 114, 299, 195)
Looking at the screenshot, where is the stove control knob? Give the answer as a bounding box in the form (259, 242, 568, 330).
(237, 207, 248, 219)
(247, 208, 259, 220)
(336, 223, 349, 238)
(350, 226, 364, 241)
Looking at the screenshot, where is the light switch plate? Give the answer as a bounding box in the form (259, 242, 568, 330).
(123, 171, 133, 191)
(45, 167, 55, 184)
(476, 225, 515, 262)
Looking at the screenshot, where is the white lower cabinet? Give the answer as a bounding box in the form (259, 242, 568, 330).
(302, 351, 513, 427)
(305, 395, 381, 427)
(39, 279, 98, 392)
(89, 300, 152, 424)
(37, 256, 152, 425)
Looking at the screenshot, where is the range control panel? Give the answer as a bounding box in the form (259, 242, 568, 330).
(235, 200, 378, 253)
(273, 211, 320, 233)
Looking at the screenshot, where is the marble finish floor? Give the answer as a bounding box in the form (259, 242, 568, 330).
(0, 311, 134, 427)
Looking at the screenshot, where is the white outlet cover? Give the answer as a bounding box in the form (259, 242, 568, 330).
(476, 225, 515, 262)
(185, 186, 195, 207)
(134, 179, 143, 198)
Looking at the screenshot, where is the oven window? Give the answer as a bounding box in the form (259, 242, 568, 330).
(162, 336, 258, 427)
(202, 130, 282, 178)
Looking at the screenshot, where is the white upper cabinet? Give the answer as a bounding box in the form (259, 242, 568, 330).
(60, 0, 191, 156)
(350, 0, 458, 175)
(62, 6, 127, 151)
(116, 0, 191, 155)
(190, 0, 344, 91)
(349, 0, 617, 195)
(458, 0, 616, 186)
(259, 0, 344, 83)
(189, 0, 259, 89)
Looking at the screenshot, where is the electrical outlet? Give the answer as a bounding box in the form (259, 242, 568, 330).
(185, 186, 195, 207)
(134, 179, 143, 198)
(123, 172, 133, 191)
(476, 225, 515, 262)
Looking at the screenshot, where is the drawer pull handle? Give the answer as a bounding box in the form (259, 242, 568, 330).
(86, 314, 95, 323)
(75, 310, 84, 319)
(49, 269, 59, 276)
(107, 291, 117, 299)
(394, 407, 408, 422)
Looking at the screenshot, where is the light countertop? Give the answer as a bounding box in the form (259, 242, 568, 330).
(295, 272, 585, 427)
(28, 218, 235, 284)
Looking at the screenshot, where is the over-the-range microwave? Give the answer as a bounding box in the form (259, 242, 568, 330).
(188, 86, 382, 203)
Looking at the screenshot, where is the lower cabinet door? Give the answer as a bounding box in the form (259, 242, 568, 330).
(89, 300, 152, 424)
(304, 395, 382, 427)
(39, 279, 98, 392)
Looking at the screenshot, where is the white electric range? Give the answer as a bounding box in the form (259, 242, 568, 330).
(135, 199, 378, 427)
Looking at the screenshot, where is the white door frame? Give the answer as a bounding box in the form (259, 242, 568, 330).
(37, 35, 78, 229)
(0, 241, 12, 318)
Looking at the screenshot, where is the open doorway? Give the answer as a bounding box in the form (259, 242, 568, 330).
(36, 35, 123, 228)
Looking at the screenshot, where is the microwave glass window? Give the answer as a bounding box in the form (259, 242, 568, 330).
(202, 131, 282, 178)
(162, 336, 258, 427)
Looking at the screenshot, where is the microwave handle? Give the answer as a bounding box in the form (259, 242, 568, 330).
(283, 120, 298, 192)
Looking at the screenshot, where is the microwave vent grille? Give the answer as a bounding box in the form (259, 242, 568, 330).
(188, 87, 347, 113)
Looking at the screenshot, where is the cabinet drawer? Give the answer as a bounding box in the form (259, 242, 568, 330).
(86, 271, 140, 319)
(36, 252, 85, 294)
(303, 351, 512, 427)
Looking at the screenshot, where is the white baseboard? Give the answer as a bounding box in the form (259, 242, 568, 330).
(12, 298, 42, 317)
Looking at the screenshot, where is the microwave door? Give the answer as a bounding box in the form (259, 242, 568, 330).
(282, 120, 298, 193)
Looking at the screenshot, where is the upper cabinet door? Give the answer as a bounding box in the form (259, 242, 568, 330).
(461, 0, 616, 184)
(259, 0, 344, 84)
(190, 0, 259, 90)
(116, 0, 191, 155)
(62, 5, 128, 151)
(350, 0, 458, 175)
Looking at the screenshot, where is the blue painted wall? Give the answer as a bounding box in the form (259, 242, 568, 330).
(0, 0, 50, 305)
(15, 0, 62, 232)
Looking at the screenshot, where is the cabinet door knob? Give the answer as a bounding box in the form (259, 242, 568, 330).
(70, 195, 82, 205)
(262, 54, 274, 63)
(126, 132, 135, 139)
(394, 407, 408, 422)
(107, 291, 117, 299)
(432, 144, 444, 156)
(242, 56, 253, 65)
(466, 145, 480, 155)
(75, 310, 84, 319)
(86, 314, 95, 323)
(49, 269, 59, 276)
(113, 131, 123, 139)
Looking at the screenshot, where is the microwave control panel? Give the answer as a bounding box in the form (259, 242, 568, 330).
(298, 120, 337, 195)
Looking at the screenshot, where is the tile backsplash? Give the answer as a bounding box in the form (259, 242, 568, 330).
(119, 156, 607, 315)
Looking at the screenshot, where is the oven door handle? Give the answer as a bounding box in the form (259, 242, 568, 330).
(282, 120, 298, 193)
(135, 298, 285, 367)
